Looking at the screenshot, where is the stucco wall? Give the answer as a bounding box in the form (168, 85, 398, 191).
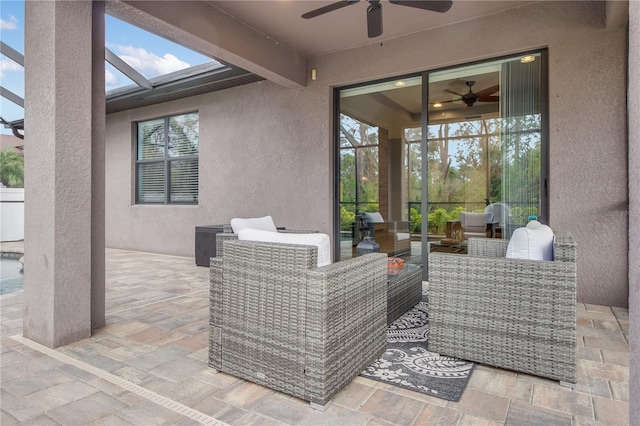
(105, 1, 628, 307)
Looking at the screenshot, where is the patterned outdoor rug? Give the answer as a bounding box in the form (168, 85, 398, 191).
(360, 300, 475, 402)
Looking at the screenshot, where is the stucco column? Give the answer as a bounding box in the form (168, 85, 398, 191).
(628, 2, 639, 424)
(23, 0, 105, 347)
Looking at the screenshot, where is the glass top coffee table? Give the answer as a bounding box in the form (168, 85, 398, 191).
(386, 263, 423, 324)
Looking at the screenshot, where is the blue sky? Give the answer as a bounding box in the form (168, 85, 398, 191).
(1, 0, 214, 134)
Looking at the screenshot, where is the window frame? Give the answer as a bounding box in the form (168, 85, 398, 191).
(134, 111, 199, 205)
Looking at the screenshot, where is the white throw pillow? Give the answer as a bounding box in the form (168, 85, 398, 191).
(363, 212, 385, 223)
(237, 228, 332, 267)
(506, 220, 554, 261)
(230, 215, 277, 234)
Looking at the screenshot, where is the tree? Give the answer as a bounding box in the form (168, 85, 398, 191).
(0, 147, 24, 188)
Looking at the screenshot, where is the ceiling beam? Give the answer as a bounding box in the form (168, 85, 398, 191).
(606, 0, 629, 28)
(106, 0, 307, 89)
(0, 41, 24, 67)
(105, 48, 152, 90)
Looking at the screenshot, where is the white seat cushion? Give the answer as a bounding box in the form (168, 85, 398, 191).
(506, 220, 554, 261)
(230, 215, 277, 234)
(238, 228, 332, 267)
(396, 232, 411, 241)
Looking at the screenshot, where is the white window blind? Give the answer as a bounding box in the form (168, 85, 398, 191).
(136, 112, 199, 204)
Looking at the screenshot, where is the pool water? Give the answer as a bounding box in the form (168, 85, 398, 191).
(0, 257, 24, 295)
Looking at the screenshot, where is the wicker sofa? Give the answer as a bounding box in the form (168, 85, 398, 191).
(209, 239, 388, 408)
(427, 231, 577, 385)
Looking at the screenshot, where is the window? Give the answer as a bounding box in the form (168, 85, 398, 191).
(135, 112, 199, 204)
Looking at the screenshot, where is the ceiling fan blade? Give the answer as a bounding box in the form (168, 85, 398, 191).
(366, 2, 383, 38)
(444, 88, 464, 97)
(367, 1, 383, 38)
(301, 0, 360, 19)
(389, 0, 453, 13)
(476, 84, 500, 102)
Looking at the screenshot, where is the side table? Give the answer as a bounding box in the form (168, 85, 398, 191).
(195, 225, 225, 266)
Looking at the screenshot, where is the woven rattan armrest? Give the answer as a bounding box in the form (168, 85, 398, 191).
(209, 241, 387, 407)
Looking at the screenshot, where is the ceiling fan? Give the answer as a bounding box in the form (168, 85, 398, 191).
(301, 0, 453, 38)
(443, 81, 499, 107)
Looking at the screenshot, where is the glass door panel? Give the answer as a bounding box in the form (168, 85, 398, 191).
(335, 51, 546, 273)
(337, 76, 422, 263)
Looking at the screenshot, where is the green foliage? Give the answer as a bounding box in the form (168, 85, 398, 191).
(0, 148, 24, 188)
(409, 207, 421, 233)
(450, 205, 465, 221)
(427, 208, 449, 234)
(340, 206, 355, 232)
(510, 206, 539, 225)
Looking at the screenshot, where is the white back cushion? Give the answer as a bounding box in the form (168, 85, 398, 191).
(230, 215, 277, 234)
(506, 220, 554, 261)
(237, 228, 332, 267)
(363, 212, 385, 223)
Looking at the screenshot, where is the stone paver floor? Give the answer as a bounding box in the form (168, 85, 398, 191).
(0, 247, 630, 425)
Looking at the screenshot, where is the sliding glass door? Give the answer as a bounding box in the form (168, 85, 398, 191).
(335, 51, 547, 270)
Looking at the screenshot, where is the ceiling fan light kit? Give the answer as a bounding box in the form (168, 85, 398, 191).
(302, 0, 453, 38)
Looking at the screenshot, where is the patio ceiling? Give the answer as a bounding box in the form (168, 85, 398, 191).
(108, 0, 629, 109)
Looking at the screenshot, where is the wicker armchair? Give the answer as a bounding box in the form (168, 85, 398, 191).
(209, 239, 388, 408)
(215, 224, 313, 257)
(428, 231, 577, 385)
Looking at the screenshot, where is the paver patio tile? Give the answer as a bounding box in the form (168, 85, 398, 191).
(578, 359, 629, 382)
(585, 305, 612, 313)
(252, 393, 313, 424)
(148, 355, 205, 382)
(193, 369, 242, 389)
(116, 398, 191, 425)
(214, 380, 276, 409)
(601, 349, 629, 366)
(576, 309, 617, 322)
(359, 389, 426, 425)
(126, 344, 191, 370)
(1, 381, 98, 422)
(394, 386, 450, 406)
(144, 330, 191, 347)
(175, 330, 209, 351)
(411, 403, 451, 424)
(46, 392, 128, 425)
(578, 325, 626, 340)
(610, 307, 628, 320)
(592, 396, 629, 424)
(459, 413, 504, 425)
(577, 346, 603, 362)
(531, 383, 593, 417)
(505, 400, 573, 425)
(574, 375, 612, 399)
(192, 396, 234, 418)
(0, 356, 63, 382)
(91, 414, 134, 425)
(2, 369, 74, 397)
(609, 380, 629, 402)
(331, 380, 377, 409)
(583, 336, 629, 352)
(301, 401, 373, 425)
(469, 366, 531, 402)
(446, 388, 509, 422)
(128, 325, 171, 343)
